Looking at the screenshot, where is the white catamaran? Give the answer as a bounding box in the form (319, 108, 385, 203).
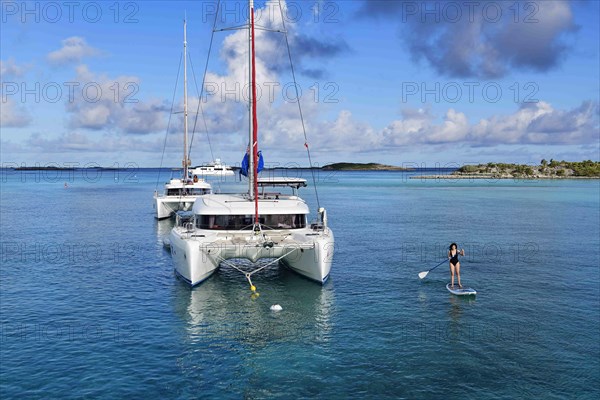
(154, 20, 211, 219)
(168, 0, 334, 286)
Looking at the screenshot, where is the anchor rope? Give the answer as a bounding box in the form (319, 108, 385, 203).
(205, 243, 300, 289)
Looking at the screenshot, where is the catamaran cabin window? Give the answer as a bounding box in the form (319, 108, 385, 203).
(167, 188, 209, 196)
(196, 214, 306, 230)
(190, 188, 210, 195)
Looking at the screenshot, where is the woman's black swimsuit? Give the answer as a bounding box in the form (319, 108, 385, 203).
(450, 251, 459, 266)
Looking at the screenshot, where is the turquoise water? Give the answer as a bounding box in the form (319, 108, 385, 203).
(1, 169, 599, 399)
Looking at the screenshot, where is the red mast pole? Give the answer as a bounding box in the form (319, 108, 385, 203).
(250, 5, 259, 225)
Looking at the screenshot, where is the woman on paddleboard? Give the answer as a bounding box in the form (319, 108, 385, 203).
(448, 243, 465, 288)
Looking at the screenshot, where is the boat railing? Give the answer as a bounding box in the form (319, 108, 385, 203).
(310, 221, 324, 231)
(175, 211, 194, 228)
(257, 192, 301, 201)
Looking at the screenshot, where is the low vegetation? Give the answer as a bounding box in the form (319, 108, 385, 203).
(455, 160, 600, 178)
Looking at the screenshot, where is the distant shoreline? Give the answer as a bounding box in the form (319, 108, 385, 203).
(4, 161, 599, 177)
(411, 175, 599, 180)
(321, 162, 412, 171)
(412, 160, 600, 179)
(11, 166, 121, 171)
(5, 164, 413, 172)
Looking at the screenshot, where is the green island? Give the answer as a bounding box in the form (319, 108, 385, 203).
(415, 160, 599, 179)
(322, 162, 411, 171)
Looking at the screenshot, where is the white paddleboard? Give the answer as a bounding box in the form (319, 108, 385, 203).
(446, 283, 477, 296)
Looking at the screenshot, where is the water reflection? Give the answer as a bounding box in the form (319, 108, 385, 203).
(448, 295, 464, 320)
(155, 218, 175, 245)
(173, 268, 336, 347)
(447, 293, 476, 342)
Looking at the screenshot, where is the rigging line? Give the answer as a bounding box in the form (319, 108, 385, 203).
(188, 54, 215, 164)
(155, 52, 183, 190)
(188, 0, 220, 163)
(277, 0, 321, 210)
(215, 24, 247, 32)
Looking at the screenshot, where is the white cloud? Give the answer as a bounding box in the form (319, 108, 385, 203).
(66, 65, 168, 134)
(47, 37, 100, 65)
(25, 132, 164, 153)
(472, 101, 598, 145)
(0, 58, 26, 77)
(0, 59, 31, 127)
(382, 107, 470, 146)
(376, 101, 598, 149)
(314, 109, 378, 151)
(0, 97, 31, 127)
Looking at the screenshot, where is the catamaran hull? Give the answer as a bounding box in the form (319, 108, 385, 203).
(281, 232, 334, 283)
(154, 197, 196, 220)
(169, 232, 219, 285)
(169, 229, 334, 286)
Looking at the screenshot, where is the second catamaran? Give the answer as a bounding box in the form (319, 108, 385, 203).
(154, 19, 211, 219)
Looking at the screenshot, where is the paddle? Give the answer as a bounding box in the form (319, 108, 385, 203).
(418, 259, 448, 280)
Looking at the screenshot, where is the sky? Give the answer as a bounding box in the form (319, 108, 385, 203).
(1, 0, 599, 168)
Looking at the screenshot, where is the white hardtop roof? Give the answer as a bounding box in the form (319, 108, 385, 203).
(192, 193, 309, 215)
(165, 178, 211, 189)
(192, 158, 230, 167)
(258, 177, 307, 188)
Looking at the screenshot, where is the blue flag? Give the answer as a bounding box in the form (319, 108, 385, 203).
(240, 151, 264, 177)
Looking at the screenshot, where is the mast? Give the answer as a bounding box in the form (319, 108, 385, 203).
(248, 0, 254, 198)
(183, 18, 190, 180)
(249, 0, 259, 224)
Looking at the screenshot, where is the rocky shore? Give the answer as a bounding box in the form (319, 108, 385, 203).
(412, 160, 600, 179)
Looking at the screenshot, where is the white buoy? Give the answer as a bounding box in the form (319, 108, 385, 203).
(270, 304, 283, 311)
